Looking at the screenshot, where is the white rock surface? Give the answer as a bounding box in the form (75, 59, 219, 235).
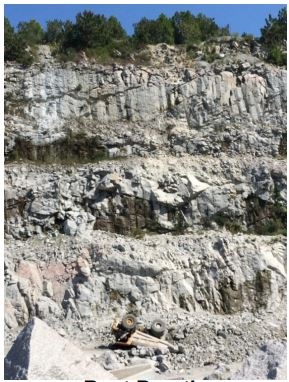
(4, 44, 286, 159)
(4, 317, 115, 380)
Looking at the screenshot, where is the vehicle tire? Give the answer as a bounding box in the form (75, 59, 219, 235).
(121, 314, 137, 331)
(150, 319, 166, 338)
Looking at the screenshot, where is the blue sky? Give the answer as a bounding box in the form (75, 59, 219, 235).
(4, 3, 286, 37)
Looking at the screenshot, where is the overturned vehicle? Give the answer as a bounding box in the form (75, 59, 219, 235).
(111, 314, 176, 351)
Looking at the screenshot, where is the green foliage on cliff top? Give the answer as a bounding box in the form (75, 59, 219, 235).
(4, 7, 287, 66)
(4, 17, 34, 65)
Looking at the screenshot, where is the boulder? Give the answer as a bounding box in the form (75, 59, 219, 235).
(4, 317, 115, 380)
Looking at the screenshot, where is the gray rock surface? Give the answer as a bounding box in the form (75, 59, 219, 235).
(4, 155, 287, 238)
(232, 341, 287, 380)
(4, 317, 115, 379)
(4, 230, 286, 320)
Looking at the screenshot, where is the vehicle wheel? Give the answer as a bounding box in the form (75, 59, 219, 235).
(150, 319, 166, 338)
(121, 314, 137, 330)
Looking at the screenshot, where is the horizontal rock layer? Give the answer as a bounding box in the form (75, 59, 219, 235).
(5, 231, 286, 325)
(4, 155, 286, 238)
(4, 48, 287, 161)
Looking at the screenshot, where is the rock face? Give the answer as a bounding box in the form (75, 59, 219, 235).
(4, 42, 287, 378)
(4, 317, 115, 380)
(4, 45, 287, 239)
(5, 45, 286, 162)
(5, 230, 286, 327)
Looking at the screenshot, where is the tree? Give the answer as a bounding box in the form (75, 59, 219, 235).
(260, 7, 287, 66)
(75, 11, 106, 48)
(172, 11, 202, 44)
(133, 17, 156, 45)
(60, 21, 75, 49)
(4, 17, 14, 40)
(4, 17, 16, 60)
(4, 17, 33, 65)
(45, 19, 65, 44)
(154, 13, 174, 44)
(172, 11, 227, 45)
(107, 16, 127, 40)
(17, 19, 44, 45)
(133, 14, 174, 45)
(195, 13, 221, 40)
(260, 7, 287, 48)
(61, 11, 127, 50)
(4, 17, 14, 51)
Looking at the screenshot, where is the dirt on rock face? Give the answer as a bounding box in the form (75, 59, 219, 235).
(4, 42, 287, 380)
